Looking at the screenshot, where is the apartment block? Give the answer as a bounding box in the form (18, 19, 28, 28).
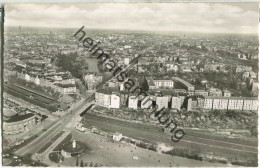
(110, 94, 120, 109)
(128, 96, 138, 109)
(204, 97, 213, 109)
(228, 98, 243, 110)
(212, 98, 228, 110)
(243, 98, 258, 111)
(156, 96, 168, 110)
(171, 96, 182, 111)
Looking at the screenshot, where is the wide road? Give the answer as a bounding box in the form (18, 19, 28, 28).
(81, 113, 257, 161)
(14, 98, 94, 157)
(15, 121, 63, 156)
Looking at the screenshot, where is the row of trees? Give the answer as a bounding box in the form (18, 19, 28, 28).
(76, 158, 103, 167)
(55, 53, 87, 79)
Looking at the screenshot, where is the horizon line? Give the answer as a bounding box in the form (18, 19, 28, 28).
(4, 25, 259, 36)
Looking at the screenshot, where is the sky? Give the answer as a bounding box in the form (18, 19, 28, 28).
(4, 3, 259, 34)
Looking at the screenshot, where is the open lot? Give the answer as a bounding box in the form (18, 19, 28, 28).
(81, 113, 257, 165)
(60, 130, 227, 167)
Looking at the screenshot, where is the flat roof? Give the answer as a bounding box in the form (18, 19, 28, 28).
(204, 96, 258, 100)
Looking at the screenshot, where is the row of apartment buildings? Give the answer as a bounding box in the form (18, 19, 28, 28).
(95, 88, 258, 111)
(145, 76, 232, 98)
(187, 96, 258, 111)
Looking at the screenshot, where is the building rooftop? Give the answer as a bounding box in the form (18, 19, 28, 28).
(153, 77, 173, 81)
(146, 77, 156, 87)
(172, 77, 194, 88)
(114, 132, 122, 136)
(195, 90, 208, 92)
(204, 96, 258, 100)
(3, 108, 17, 118)
(5, 113, 35, 123)
(97, 87, 119, 95)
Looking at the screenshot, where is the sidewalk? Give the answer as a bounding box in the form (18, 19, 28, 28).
(4, 119, 57, 147)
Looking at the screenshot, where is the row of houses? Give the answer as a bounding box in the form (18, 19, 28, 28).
(14, 72, 77, 95)
(145, 76, 232, 98)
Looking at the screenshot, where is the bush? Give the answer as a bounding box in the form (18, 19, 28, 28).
(148, 145, 157, 152)
(136, 142, 148, 149)
(231, 160, 257, 167)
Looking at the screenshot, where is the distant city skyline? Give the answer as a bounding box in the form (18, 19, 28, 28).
(5, 3, 259, 34)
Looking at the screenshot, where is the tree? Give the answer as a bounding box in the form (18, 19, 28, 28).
(80, 160, 84, 167)
(85, 162, 88, 167)
(76, 157, 79, 166)
(89, 162, 93, 167)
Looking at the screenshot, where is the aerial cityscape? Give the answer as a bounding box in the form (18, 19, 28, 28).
(1, 3, 259, 167)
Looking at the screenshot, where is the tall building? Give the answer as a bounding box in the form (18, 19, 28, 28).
(171, 96, 182, 111)
(197, 97, 205, 108)
(156, 96, 168, 110)
(186, 98, 193, 111)
(212, 97, 229, 110)
(110, 93, 120, 109)
(228, 98, 243, 110)
(128, 96, 138, 109)
(204, 97, 213, 109)
(95, 91, 120, 109)
(95, 92, 111, 108)
(243, 98, 258, 111)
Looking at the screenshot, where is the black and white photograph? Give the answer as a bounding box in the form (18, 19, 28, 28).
(1, 2, 259, 167)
